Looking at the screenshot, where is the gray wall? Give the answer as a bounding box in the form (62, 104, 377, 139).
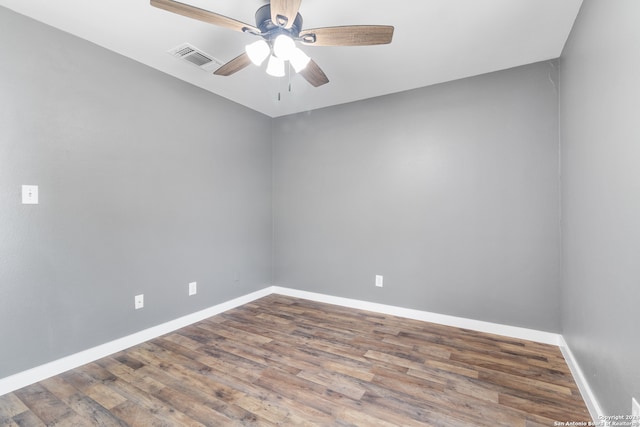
(0, 7, 272, 378)
(560, 0, 640, 415)
(273, 61, 561, 332)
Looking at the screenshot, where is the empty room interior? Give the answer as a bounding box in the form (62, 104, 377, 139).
(1, 0, 638, 425)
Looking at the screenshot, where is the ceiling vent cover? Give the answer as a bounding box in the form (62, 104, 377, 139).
(168, 43, 222, 72)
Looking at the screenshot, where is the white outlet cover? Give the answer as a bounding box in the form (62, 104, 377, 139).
(189, 282, 197, 296)
(134, 294, 144, 309)
(375, 275, 384, 287)
(22, 185, 38, 204)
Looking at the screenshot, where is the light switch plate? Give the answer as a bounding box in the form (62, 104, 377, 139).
(188, 282, 197, 296)
(22, 185, 38, 204)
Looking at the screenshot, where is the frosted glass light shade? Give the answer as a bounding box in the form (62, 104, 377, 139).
(290, 48, 311, 72)
(273, 34, 296, 60)
(245, 40, 270, 66)
(266, 55, 285, 77)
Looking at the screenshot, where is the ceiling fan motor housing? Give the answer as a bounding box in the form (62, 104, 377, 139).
(254, 4, 303, 41)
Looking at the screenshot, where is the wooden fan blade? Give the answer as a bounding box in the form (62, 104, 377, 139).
(151, 0, 260, 34)
(270, 0, 302, 29)
(214, 52, 252, 76)
(299, 59, 329, 87)
(300, 25, 394, 46)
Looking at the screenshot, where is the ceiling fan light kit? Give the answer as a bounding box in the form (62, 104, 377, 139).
(266, 55, 286, 77)
(247, 32, 308, 76)
(289, 48, 311, 73)
(245, 40, 270, 66)
(150, 0, 394, 88)
(273, 34, 296, 60)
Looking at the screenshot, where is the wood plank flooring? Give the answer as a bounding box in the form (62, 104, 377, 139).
(0, 295, 591, 426)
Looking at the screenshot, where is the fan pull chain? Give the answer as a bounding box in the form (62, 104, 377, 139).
(276, 62, 297, 101)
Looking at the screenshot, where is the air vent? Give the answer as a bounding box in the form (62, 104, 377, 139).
(168, 43, 222, 72)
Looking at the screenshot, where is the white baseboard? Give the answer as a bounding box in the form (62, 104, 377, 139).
(1, 283, 596, 421)
(271, 286, 563, 346)
(0, 287, 272, 397)
(558, 336, 603, 423)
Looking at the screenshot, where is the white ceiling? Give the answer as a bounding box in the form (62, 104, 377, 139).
(0, 0, 582, 117)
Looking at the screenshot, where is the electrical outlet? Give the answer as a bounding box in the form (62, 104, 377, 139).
(134, 294, 144, 310)
(632, 398, 639, 427)
(375, 275, 383, 288)
(188, 281, 197, 296)
(22, 185, 38, 204)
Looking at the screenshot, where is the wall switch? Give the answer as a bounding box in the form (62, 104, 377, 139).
(188, 281, 197, 296)
(134, 294, 144, 310)
(375, 275, 384, 288)
(22, 185, 38, 204)
(632, 398, 639, 426)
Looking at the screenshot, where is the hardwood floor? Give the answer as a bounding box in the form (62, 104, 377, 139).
(0, 295, 591, 426)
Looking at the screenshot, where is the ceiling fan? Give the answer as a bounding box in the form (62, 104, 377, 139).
(150, 0, 394, 87)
